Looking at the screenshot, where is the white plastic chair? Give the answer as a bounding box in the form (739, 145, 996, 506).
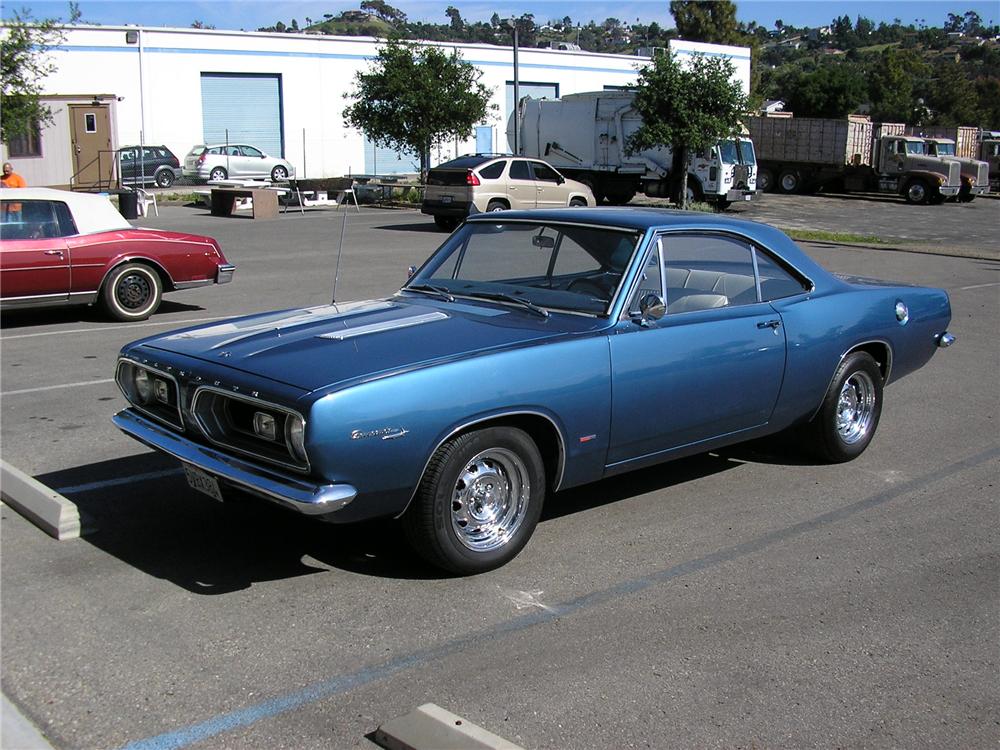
(135, 188, 158, 217)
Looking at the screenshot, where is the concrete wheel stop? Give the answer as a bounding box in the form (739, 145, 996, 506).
(1, 460, 81, 540)
(374, 703, 525, 750)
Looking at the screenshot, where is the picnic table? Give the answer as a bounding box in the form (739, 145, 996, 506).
(209, 186, 280, 220)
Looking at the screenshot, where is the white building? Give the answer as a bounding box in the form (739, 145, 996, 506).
(0, 25, 751, 187)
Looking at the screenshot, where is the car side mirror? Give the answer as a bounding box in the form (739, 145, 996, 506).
(638, 293, 666, 324)
(407, 265, 417, 278)
(557, 175, 565, 184)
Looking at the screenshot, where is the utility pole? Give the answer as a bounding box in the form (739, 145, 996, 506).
(509, 18, 520, 155)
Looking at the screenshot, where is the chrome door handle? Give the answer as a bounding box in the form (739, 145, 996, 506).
(44, 249, 65, 257)
(757, 319, 781, 330)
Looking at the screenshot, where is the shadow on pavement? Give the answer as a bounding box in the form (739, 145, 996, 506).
(372, 222, 445, 233)
(33, 442, 805, 590)
(0, 300, 205, 330)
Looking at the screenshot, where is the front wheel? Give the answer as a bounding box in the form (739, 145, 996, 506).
(402, 426, 546, 574)
(102, 262, 162, 321)
(904, 178, 929, 205)
(805, 352, 883, 463)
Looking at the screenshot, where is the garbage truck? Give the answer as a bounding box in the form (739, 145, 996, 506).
(509, 90, 757, 208)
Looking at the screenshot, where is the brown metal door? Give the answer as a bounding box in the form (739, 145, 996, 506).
(70, 105, 113, 188)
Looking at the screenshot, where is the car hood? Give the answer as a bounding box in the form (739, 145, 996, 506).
(139, 297, 591, 392)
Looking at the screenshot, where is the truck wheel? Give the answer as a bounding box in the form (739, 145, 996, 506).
(757, 168, 774, 192)
(402, 426, 546, 574)
(778, 170, 801, 194)
(958, 186, 976, 203)
(904, 178, 930, 205)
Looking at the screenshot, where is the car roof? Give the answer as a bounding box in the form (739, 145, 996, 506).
(465, 207, 827, 277)
(1, 188, 131, 234)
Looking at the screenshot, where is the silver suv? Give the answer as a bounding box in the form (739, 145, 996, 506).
(422, 154, 595, 231)
(183, 144, 295, 182)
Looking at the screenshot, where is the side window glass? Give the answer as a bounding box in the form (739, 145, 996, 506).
(479, 161, 505, 180)
(628, 239, 664, 316)
(754, 249, 809, 300)
(53, 202, 78, 237)
(119, 149, 134, 162)
(663, 234, 757, 313)
(209, 147, 223, 155)
(241, 146, 263, 157)
(227, 146, 240, 156)
(531, 163, 560, 182)
(509, 160, 530, 180)
(14, 201, 60, 239)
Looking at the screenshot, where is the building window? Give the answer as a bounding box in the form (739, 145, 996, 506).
(84, 113, 97, 133)
(7, 122, 42, 157)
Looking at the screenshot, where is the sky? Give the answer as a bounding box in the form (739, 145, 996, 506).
(4, 0, 998, 33)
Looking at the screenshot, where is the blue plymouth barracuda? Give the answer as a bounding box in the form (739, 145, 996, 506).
(113, 208, 955, 574)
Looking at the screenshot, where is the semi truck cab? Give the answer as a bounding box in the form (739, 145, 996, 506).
(923, 137, 990, 202)
(874, 137, 961, 204)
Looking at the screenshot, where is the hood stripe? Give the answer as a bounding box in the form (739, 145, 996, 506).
(318, 312, 449, 341)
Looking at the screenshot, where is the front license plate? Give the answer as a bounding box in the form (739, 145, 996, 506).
(183, 464, 224, 502)
(441, 196, 453, 204)
(744, 194, 753, 201)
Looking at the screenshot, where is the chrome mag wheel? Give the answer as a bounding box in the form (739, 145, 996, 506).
(450, 448, 530, 552)
(836, 371, 877, 445)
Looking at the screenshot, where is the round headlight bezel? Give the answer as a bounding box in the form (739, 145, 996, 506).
(285, 414, 307, 463)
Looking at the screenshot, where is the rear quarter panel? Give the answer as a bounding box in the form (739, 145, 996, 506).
(299, 333, 612, 522)
(770, 284, 951, 428)
(68, 230, 225, 293)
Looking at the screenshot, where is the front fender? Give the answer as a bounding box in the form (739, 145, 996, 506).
(303, 333, 612, 522)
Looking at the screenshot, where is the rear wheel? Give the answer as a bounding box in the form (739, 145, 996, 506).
(778, 169, 801, 194)
(270, 165, 288, 181)
(155, 169, 175, 188)
(804, 352, 883, 463)
(604, 186, 636, 205)
(102, 262, 162, 321)
(757, 168, 774, 192)
(569, 197, 587, 207)
(403, 426, 545, 574)
(486, 199, 508, 213)
(209, 167, 228, 182)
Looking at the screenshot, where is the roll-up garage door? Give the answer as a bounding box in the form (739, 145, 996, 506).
(200, 73, 284, 157)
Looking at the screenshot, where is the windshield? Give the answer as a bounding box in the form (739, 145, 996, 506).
(718, 140, 739, 165)
(405, 221, 642, 315)
(933, 142, 956, 156)
(905, 142, 927, 155)
(738, 139, 756, 165)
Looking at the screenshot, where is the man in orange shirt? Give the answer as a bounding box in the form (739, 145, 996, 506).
(1, 162, 27, 188)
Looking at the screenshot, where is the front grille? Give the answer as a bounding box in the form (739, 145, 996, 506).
(733, 164, 750, 188)
(191, 387, 309, 472)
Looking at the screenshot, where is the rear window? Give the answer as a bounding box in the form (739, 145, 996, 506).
(427, 170, 471, 187)
(432, 155, 493, 170)
(478, 161, 505, 180)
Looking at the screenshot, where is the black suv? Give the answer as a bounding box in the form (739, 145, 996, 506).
(117, 145, 182, 188)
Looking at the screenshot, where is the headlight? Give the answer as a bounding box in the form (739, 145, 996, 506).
(134, 368, 153, 403)
(285, 414, 307, 463)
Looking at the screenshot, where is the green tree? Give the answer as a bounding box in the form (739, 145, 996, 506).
(1, 9, 66, 143)
(784, 63, 867, 118)
(445, 7, 463, 34)
(868, 47, 930, 122)
(670, 0, 744, 45)
(343, 39, 496, 180)
(627, 50, 748, 208)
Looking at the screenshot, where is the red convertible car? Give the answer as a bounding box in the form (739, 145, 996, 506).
(0, 188, 234, 320)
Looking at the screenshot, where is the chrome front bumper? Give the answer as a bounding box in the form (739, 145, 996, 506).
(217, 264, 236, 284)
(939, 186, 960, 197)
(937, 331, 956, 348)
(113, 409, 356, 515)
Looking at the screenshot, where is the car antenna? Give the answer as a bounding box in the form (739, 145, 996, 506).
(331, 207, 348, 303)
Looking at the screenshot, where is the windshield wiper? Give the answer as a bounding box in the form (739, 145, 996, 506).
(464, 291, 549, 318)
(403, 283, 455, 302)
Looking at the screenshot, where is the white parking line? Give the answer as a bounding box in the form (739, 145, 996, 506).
(957, 281, 1000, 291)
(56, 468, 183, 494)
(3, 378, 115, 396)
(0, 315, 229, 341)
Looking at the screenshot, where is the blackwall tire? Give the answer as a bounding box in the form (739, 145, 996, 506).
(486, 200, 508, 213)
(102, 263, 162, 321)
(155, 169, 175, 188)
(271, 165, 288, 181)
(433, 215, 457, 231)
(805, 352, 883, 463)
(402, 426, 545, 574)
(209, 167, 228, 182)
(758, 168, 774, 192)
(904, 179, 929, 205)
(778, 170, 801, 194)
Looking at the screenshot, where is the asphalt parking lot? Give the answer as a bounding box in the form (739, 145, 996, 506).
(2, 195, 998, 749)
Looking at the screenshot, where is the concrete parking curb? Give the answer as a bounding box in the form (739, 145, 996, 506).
(2, 694, 57, 750)
(375, 703, 525, 750)
(796, 238, 999, 261)
(1, 460, 80, 540)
